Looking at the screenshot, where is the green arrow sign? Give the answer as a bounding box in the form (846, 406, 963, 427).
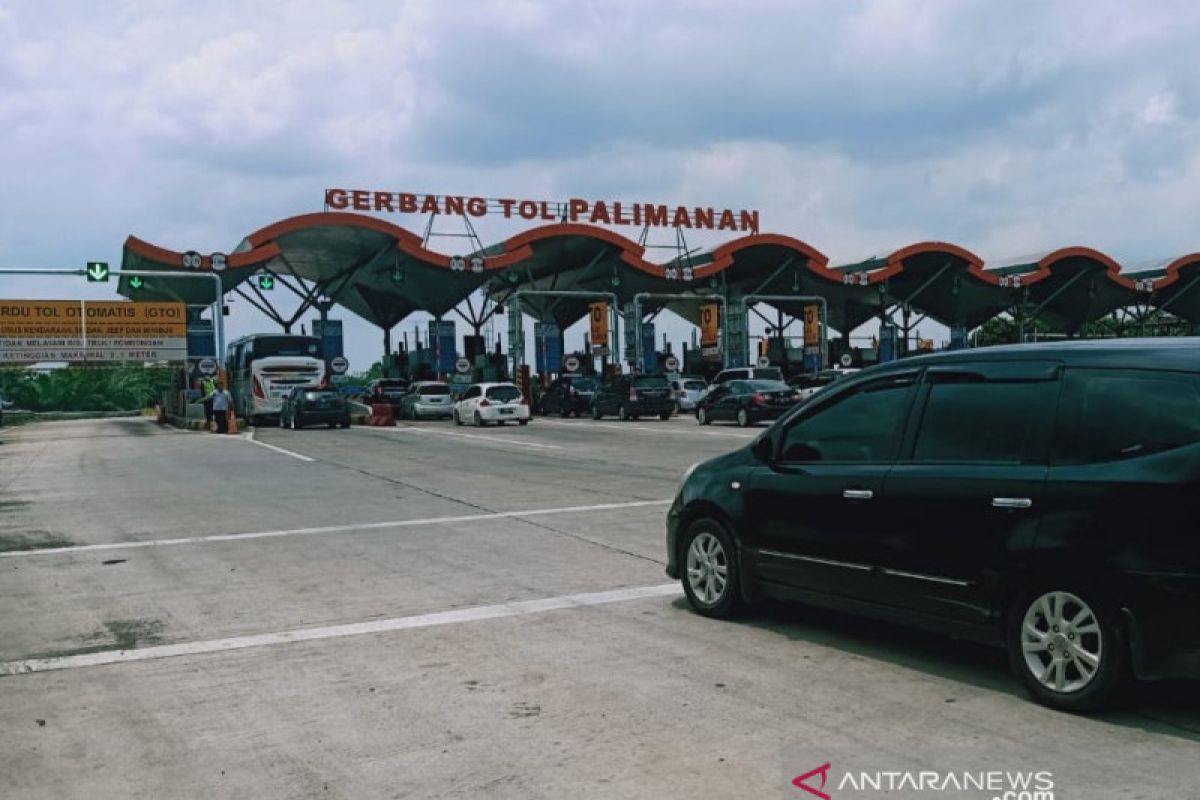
(258, 275, 275, 290)
(86, 261, 109, 282)
(129, 276, 144, 290)
(391, 268, 404, 284)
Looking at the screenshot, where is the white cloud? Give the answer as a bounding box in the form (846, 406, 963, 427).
(4, 0, 1200, 368)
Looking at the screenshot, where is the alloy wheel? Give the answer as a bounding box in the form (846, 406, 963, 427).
(685, 532, 729, 606)
(1020, 591, 1103, 695)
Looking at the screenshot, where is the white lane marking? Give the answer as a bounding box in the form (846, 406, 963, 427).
(240, 429, 317, 462)
(380, 425, 563, 450)
(534, 419, 754, 439)
(0, 583, 682, 676)
(0, 499, 670, 559)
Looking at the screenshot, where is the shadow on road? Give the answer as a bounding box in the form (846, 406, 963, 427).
(670, 596, 1200, 743)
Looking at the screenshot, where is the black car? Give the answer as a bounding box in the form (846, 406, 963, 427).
(591, 375, 674, 420)
(281, 387, 351, 429)
(695, 379, 799, 427)
(666, 339, 1200, 712)
(365, 378, 410, 413)
(540, 375, 599, 417)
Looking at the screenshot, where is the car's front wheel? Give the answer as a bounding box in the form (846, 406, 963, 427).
(453, 410, 463, 426)
(591, 405, 602, 420)
(697, 407, 710, 425)
(1006, 586, 1127, 713)
(681, 519, 742, 618)
(736, 408, 750, 427)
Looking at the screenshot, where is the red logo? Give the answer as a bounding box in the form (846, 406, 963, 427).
(792, 762, 832, 800)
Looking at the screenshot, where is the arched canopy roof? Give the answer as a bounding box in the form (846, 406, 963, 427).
(118, 211, 1198, 337)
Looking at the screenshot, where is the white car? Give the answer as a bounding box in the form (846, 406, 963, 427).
(788, 368, 860, 401)
(670, 377, 709, 411)
(453, 382, 531, 426)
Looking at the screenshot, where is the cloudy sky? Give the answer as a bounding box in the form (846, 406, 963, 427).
(4, 0, 1200, 369)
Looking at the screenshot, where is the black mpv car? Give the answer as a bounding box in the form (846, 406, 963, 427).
(666, 340, 1200, 712)
(591, 375, 674, 420)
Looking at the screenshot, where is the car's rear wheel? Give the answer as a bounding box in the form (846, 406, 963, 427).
(736, 408, 750, 427)
(1006, 586, 1127, 713)
(658, 411, 671, 420)
(591, 405, 602, 420)
(519, 419, 529, 426)
(697, 407, 710, 425)
(474, 411, 484, 427)
(618, 404, 629, 421)
(680, 519, 742, 619)
(454, 410, 463, 426)
(279, 414, 285, 428)
(290, 414, 300, 430)
(560, 408, 570, 418)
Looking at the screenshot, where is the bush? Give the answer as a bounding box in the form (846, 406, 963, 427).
(0, 366, 178, 413)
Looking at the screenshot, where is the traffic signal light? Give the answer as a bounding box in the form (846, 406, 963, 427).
(86, 261, 109, 282)
(258, 274, 275, 290)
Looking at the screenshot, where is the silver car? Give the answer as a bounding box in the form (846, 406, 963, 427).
(398, 381, 454, 419)
(670, 377, 709, 411)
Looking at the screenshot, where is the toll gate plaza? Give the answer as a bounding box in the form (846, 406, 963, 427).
(3, 198, 1200, 799)
(116, 202, 1200, 384)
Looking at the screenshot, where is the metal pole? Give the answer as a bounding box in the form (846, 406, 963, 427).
(740, 294, 828, 369)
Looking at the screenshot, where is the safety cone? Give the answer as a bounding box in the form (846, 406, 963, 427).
(227, 409, 239, 435)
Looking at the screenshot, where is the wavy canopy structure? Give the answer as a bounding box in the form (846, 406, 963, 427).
(120, 212, 1197, 336)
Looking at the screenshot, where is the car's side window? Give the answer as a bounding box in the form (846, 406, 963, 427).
(778, 375, 916, 463)
(910, 376, 1058, 464)
(1052, 368, 1200, 464)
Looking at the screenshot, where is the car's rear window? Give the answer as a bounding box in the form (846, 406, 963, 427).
(746, 380, 790, 391)
(632, 376, 669, 388)
(751, 368, 784, 381)
(570, 377, 598, 391)
(486, 385, 522, 401)
(377, 380, 407, 388)
(683, 380, 707, 390)
(419, 384, 449, 395)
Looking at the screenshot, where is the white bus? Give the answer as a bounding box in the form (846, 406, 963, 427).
(226, 334, 326, 423)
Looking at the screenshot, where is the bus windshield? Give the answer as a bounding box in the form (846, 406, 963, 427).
(252, 336, 321, 359)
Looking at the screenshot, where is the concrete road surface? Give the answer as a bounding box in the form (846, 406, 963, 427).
(1, 417, 1197, 799)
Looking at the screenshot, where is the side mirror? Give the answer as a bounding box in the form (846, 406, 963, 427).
(751, 435, 774, 463)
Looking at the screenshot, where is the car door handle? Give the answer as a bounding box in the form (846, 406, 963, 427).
(992, 497, 1032, 509)
(842, 489, 873, 500)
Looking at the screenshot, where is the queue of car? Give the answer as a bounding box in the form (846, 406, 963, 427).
(273, 365, 859, 433)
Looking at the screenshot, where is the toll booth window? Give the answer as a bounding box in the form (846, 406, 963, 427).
(1052, 369, 1200, 464)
